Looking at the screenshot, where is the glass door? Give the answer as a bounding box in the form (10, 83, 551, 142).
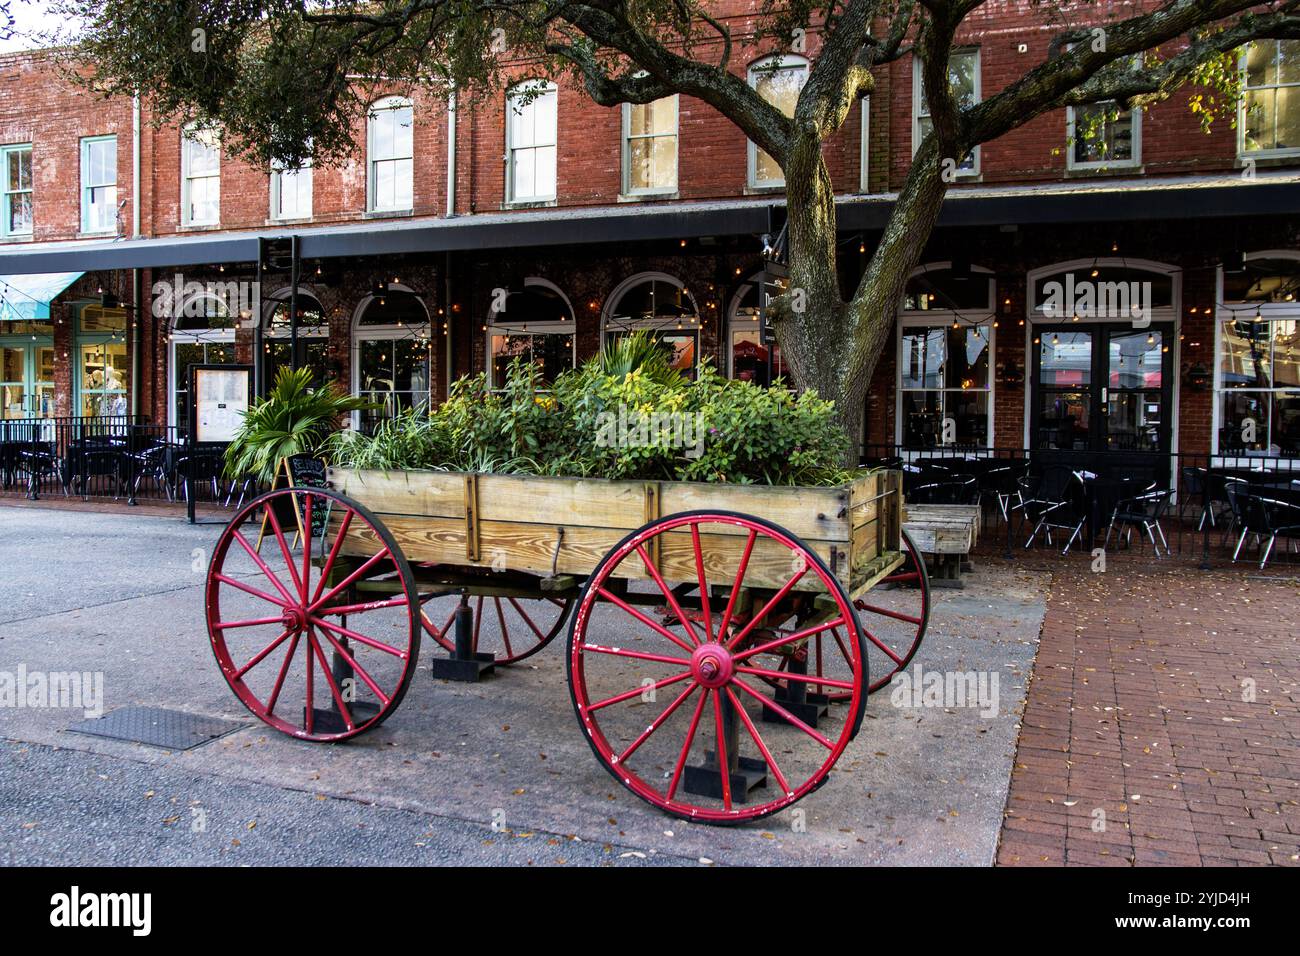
(1033, 323, 1174, 455)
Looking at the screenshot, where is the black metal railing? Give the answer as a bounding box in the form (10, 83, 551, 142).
(0, 416, 249, 509)
(861, 442, 1300, 568)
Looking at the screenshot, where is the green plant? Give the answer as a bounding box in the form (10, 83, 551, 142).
(593, 329, 684, 387)
(224, 367, 374, 483)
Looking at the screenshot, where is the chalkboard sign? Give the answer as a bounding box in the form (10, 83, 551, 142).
(288, 455, 331, 541)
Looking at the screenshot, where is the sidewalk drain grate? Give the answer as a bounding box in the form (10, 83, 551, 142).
(68, 705, 246, 751)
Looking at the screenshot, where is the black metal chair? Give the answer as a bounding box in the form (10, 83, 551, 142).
(979, 459, 1030, 522)
(128, 442, 176, 501)
(1021, 468, 1089, 553)
(173, 450, 225, 501)
(1103, 486, 1173, 557)
(1228, 487, 1300, 569)
(909, 474, 979, 506)
(19, 445, 68, 499)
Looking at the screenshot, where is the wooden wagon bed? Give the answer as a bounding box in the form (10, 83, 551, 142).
(328, 466, 905, 598)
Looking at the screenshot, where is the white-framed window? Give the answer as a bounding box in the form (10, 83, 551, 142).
(1215, 251, 1300, 458)
(1067, 101, 1140, 170)
(859, 96, 871, 193)
(747, 56, 808, 188)
(181, 125, 221, 226)
(351, 286, 431, 433)
(602, 272, 700, 378)
(80, 135, 117, 234)
(622, 95, 678, 196)
(487, 279, 576, 388)
(506, 81, 558, 203)
(897, 264, 996, 449)
(913, 49, 980, 176)
(270, 156, 312, 220)
(1240, 40, 1300, 157)
(367, 96, 414, 213)
(1, 143, 33, 239)
(263, 289, 329, 388)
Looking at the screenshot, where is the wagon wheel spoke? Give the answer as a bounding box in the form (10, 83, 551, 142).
(301, 493, 314, 603)
(616, 682, 699, 765)
(862, 625, 906, 665)
(715, 529, 757, 642)
(723, 565, 808, 651)
(212, 573, 289, 609)
(473, 595, 485, 655)
(309, 630, 354, 732)
(732, 617, 846, 664)
(666, 689, 710, 803)
(310, 508, 353, 605)
(735, 665, 856, 691)
(507, 597, 548, 641)
(493, 596, 514, 659)
(594, 586, 695, 654)
(857, 603, 923, 626)
(263, 502, 304, 600)
(232, 530, 297, 606)
(582, 643, 691, 667)
(711, 690, 733, 811)
(690, 524, 714, 643)
(312, 617, 408, 659)
(233, 629, 293, 680)
(317, 596, 412, 616)
(588, 670, 693, 713)
(725, 687, 790, 796)
(308, 548, 395, 613)
(636, 545, 702, 646)
(213, 614, 289, 632)
(265, 633, 300, 717)
(732, 677, 834, 750)
(853, 527, 930, 694)
(318, 628, 391, 707)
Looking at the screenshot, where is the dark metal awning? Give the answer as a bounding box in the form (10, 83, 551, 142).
(0, 172, 1297, 276)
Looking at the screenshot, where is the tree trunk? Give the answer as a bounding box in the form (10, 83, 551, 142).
(772, 137, 951, 467)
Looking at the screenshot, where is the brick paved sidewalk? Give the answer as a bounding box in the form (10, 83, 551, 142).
(997, 559, 1300, 866)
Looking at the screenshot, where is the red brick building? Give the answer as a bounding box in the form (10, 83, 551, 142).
(1, 6, 1298, 474)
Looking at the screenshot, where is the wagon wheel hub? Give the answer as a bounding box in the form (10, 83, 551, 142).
(281, 605, 308, 633)
(690, 643, 734, 689)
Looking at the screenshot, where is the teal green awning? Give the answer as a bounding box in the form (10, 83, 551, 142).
(0, 271, 83, 322)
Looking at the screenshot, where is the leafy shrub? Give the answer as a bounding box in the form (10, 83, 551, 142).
(225, 367, 374, 483)
(327, 349, 852, 487)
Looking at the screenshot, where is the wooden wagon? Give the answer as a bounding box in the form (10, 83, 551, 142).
(205, 467, 929, 824)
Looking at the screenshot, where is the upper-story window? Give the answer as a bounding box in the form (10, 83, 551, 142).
(913, 50, 980, 177)
(623, 95, 678, 196)
(80, 135, 117, 234)
(368, 97, 414, 213)
(1240, 40, 1300, 157)
(181, 124, 221, 226)
(271, 155, 313, 220)
(1, 144, 33, 239)
(1067, 102, 1140, 170)
(507, 81, 558, 203)
(747, 56, 807, 188)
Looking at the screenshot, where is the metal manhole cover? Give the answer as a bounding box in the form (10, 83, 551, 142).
(68, 705, 246, 751)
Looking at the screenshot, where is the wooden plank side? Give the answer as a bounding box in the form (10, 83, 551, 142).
(328, 468, 465, 518)
(476, 473, 648, 530)
(658, 482, 849, 542)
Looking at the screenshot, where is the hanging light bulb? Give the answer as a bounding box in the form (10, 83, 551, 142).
(1147, 332, 1155, 345)
(1052, 333, 1060, 345)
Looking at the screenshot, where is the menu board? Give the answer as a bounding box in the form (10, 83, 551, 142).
(191, 365, 252, 444)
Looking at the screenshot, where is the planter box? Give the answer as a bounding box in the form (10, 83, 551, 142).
(327, 467, 904, 596)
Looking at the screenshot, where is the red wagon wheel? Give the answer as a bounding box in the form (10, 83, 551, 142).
(568, 510, 868, 825)
(420, 588, 573, 665)
(206, 487, 421, 742)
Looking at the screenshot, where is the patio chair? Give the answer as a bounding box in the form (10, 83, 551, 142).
(1021, 468, 1089, 553)
(173, 451, 225, 501)
(1103, 487, 1173, 558)
(979, 460, 1030, 522)
(128, 443, 175, 501)
(1228, 488, 1300, 569)
(69, 446, 125, 499)
(19, 446, 68, 500)
(909, 474, 979, 506)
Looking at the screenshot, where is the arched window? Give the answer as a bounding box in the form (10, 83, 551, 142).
(169, 290, 236, 430)
(367, 96, 414, 213)
(727, 273, 788, 385)
(747, 56, 807, 188)
(1026, 258, 1180, 453)
(486, 278, 575, 387)
(898, 264, 996, 450)
(506, 80, 558, 203)
(602, 273, 699, 377)
(263, 289, 328, 389)
(351, 285, 431, 433)
(1216, 250, 1300, 457)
